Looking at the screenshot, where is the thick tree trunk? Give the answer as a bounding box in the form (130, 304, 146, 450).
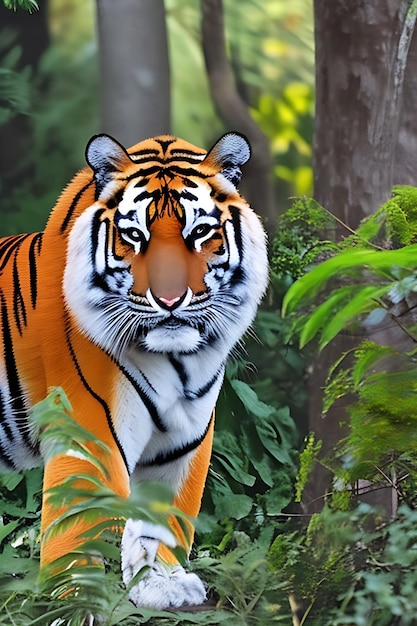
(95, 0, 170, 146)
(394, 19, 417, 185)
(314, 0, 415, 231)
(306, 0, 417, 514)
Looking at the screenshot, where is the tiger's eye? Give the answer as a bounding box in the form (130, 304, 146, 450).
(191, 224, 212, 239)
(125, 228, 143, 242)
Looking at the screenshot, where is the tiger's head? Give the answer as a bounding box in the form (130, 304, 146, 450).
(63, 133, 268, 357)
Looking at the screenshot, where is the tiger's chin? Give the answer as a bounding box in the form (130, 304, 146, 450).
(141, 325, 203, 354)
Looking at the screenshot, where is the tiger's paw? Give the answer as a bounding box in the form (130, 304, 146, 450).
(121, 519, 206, 609)
(127, 562, 206, 609)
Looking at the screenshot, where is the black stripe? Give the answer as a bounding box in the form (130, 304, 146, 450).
(0, 234, 30, 272)
(192, 368, 224, 399)
(13, 255, 26, 335)
(60, 180, 94, 233)
(129, 146, 205, 163)
(169, 356, 224, 400)
(114, 359, 167, 433)
(64, 312, 129, 470)
(229, 206, 243, 251)
(137, 415, 213, 468)
(124, 164, 166, 182)
(0, 234, 23, 258)
(0, 300, 14, 443)
(0, 292, 34, 451)
(28, 233, 43, 309)
(166, 165, 210, 178)
(156, 138, 175, 154)
(123, 164, 211, 184)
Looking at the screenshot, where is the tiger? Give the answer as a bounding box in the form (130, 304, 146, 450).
(0, 131, 268, 609)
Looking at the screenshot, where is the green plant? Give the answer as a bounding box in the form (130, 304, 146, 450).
(196, 529, 292, 624)
(206, 367, 299, 528)
(1, 0, 38, 10)
(272, 186, 417, 623)
(281, 188, 417, 509)
(328, 504, 417, 626)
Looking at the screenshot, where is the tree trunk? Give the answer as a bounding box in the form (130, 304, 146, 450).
(314, 0, 415, 231)
(95, 0, 170, 146)
(200, 0, 276, 234)
(306, 0, 417, 514)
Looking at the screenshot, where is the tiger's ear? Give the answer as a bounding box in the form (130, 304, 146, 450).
(86, 134, 132, 195)
(204, 132, 251, 186)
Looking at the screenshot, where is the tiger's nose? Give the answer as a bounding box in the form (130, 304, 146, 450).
(146, 287, 193, 311)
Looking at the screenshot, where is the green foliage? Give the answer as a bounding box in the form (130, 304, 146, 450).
(329, 505, 417, 626)
(360, 185, 417, 246)
(196, 529, 292, 623)
(267, 502, 417, 626)
(1, 0, 38, 10)
(0, 30, 32, 124)
(268, 185, 417, 623)
(317, 341, 417, 507)
(282, 185, 417, 349)
(279, 186, 417, 508)
(0, 1, 98, 235)
(282, 243, 417, 346)
(294, 433, 322, 503)
(204, 365, 299, 531)
(270, 197, 336, 282)
(269, 506, 358, 624)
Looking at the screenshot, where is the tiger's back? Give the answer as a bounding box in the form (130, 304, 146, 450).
(0, 132, 268, 610)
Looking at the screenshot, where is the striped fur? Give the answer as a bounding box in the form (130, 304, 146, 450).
(0, 133, 268, 609)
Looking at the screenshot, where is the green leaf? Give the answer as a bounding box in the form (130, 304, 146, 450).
(298, 285, 356, 348)
(0, 519, 19, 543)
(282, 244, 417, 317)
(230, 379, 275, 419)
(263, 483, 293, 515)
(351, 341, 396, 389)
(255, 414, 294, 466)
(212, 489, 253, 520)
(214, 452, 256, 487)
(318, 284, 390, 349)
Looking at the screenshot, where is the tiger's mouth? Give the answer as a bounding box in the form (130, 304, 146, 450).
(129, 289, 210, 310)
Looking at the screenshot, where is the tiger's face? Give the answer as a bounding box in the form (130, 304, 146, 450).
(63, 133, 268, 357)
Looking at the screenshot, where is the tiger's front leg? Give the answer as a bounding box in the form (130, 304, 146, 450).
(121, 420, 214, 609)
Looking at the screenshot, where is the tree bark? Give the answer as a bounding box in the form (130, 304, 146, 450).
(306, 0, 417, 514)
(314, 0, 415, 232)
(200, 0, 276, 234)
(95, 0, 170, 146)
